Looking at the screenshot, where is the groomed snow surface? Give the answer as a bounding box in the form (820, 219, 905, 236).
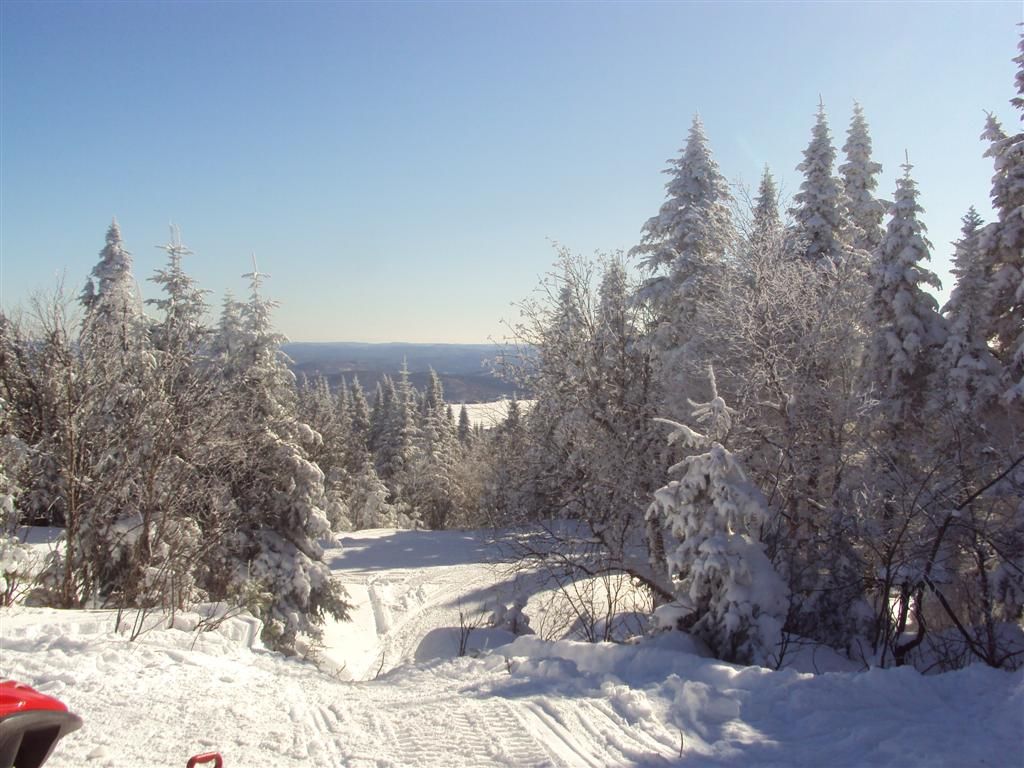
(2, 528, 1022, 768)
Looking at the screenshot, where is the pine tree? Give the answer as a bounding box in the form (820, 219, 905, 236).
(348, 458, 407, 529)
(423, 368, 445, 420)
(457, 404, 473, 446)
(384, 361, 420, 492)
(839, 103, 886, 254)
(211, 291, 244, 369)
(80, 219, 143, 337)
(631, 115, 734, 360)
(480, 395, 529, 524)
(864, 159, 946, 425)
(0, 395, 32, 605)
(215, 259, 349, 651)
(789, 102, 850, 267)
(940, 208, 1002, 412)
(336, 377, 352, 438)
(369, 379, 390, 461)
(148, 225, 209, 354)
(593, 258, 663, 563)
(649, 414, 788, 666)
(407, 370, 460, 529)
(298, 375, 352, 532)
(348, 376, 372, 466)
(978, 35, 1024, 402)
(750, 165, 783, 252)
(118, 225, 221, 611)
(74, 221, 164, 607)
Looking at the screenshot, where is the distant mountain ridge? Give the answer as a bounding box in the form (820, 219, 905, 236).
(283, 341, 524, 403)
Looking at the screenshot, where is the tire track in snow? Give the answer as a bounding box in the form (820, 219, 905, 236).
(461, 698, 555, 767)
(515, 696, 677, 766)
(332, 677, 557, 767)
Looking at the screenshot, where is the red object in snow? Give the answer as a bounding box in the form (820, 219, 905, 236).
(0, 681, 82, 768)
(186, 753, 223, 768)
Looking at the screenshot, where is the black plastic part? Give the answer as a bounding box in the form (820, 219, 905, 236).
(0, 710, 83, 768)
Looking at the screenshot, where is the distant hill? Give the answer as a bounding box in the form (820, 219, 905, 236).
(282, 342, 526, 403)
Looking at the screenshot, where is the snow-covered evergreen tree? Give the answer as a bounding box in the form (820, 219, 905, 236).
(457, 404, 473, 446)
(73, 221, 169, 608)
(0, 397, 32, 605)
(373, 368, 418, 501)
(632, 117, 734, 466)
(369, 379, 391, 462)
(335, 377, 353, 446)
(349, 376, 372, 455)
(214, 259, 349, 651)
(839, 102, 886, 254)
(422, 368, 444, 420)
(106, 224, 221, 612)
(348, 459, 409, 530)
(864, 159, 946, 425)
(631, 115, 734, 399)
(789, 102, 850, 267)
(649, 412, 788, 666)
(592, 258, 662, 534)
(632, 115, 734, 285)
(407, 370, 460, 529)
(148, 225, 209, 355)
(298, 375, 352, 532)
(750, 166, 783, 253)
(479, 396, 530, 525)
(940, 208, 1002, 412)
(211, 291, 245, 369)
(79, 219, 144, 337)
(977, 36, 1024, 402)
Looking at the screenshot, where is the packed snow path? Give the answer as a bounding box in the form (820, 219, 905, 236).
(2, 528, 1022, 767)
(318, 529, 514, 680)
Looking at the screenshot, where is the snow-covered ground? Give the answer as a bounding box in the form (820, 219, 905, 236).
(2, 528, 1022, 767)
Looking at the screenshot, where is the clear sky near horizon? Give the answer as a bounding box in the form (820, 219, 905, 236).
(1, 1, 1020, 343)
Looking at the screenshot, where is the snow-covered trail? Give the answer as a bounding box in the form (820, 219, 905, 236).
(318, 528, 521, 679)
(2, 527, 1023, 768)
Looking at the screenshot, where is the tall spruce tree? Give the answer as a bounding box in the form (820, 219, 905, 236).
(978, 36, 1024, 403)
(631, 115, 734, 373)
(839, 103, 886, 254)
(216, 259, 349, 651)
(940, 208, 1002, 412)
(80, 219, 143, 337)
(348, 376, 372, 467)
(789, 102, 850, 267)
(408, 369, 460, 529)
(751, 166, 783, 251)
(864, 159, 946, 426)
(74, 221, 163, 607)
(457, 404, 473, 446)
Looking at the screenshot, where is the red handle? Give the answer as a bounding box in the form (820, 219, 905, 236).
(186, 753, 223, 768)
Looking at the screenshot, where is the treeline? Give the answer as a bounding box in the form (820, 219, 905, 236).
(0, 225, 517, 651)
(488, 36, 1023, 669)
(293, 363, 510, 532)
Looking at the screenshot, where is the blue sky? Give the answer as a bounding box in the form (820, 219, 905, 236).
(1, 1, 1020, 343)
